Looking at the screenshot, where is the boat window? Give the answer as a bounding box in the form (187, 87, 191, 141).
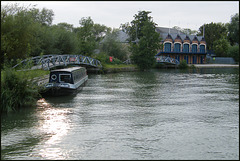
(60, 74, 71, 83)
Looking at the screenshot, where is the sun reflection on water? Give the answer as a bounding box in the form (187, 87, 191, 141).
(36, 98, 72, 159)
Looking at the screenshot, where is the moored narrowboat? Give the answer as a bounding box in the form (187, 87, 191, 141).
(43, 67, 88, 96)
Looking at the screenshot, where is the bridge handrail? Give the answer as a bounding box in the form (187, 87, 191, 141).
(13, 54, 102, 70)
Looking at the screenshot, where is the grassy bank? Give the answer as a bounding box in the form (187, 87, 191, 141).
(102, 64, 138, 73)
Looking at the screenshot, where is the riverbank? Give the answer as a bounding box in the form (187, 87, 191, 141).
(100, 64, 138, 74)
(104, 66, 138, 73)
(96, 64, 239, 73)
(193, 64, 239, 68)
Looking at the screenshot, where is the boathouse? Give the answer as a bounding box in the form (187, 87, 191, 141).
(156, 27, 207, 64)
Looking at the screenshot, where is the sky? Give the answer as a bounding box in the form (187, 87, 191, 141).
(1, 1, 239, 31)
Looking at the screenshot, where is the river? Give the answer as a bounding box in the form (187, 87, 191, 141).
(1, 68, 239, 160)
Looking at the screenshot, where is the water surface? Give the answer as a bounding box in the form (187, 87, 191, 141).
(1, 68, 239, 160)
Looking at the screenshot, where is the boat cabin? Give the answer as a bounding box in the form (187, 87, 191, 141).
(49, 67, 87, 84)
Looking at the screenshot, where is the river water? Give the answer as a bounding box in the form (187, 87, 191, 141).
(1, 68, 239, 160)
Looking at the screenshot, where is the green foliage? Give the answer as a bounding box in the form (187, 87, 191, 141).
(100, 29, 128, 61)
(227, 45, 239, 63)
(35, 25, 55, 55)
(1, 3, 54, 60)
(93, 52, 109, 64)
(17, 69, 50, 79)
(73, 17, 111, 56)
(29, 7, 54, 26)
(75, 17, 95, 56)
(198, 22, 227, 50)
(213, 38, 230, 57)
(93, 52, 124, 65)
(2, 3, 237, 71)
(1, 4, 37, 60)
(189, 64, 196, 69)
(92, 23, 111, 42)
(109, 57, 123, 65)
(52, 25, 78, 55)
(123, 11, 161, 71)
(57, 22, 74, 32)
(1, 67, 40, 114)
(227, 13, 239, 45)
(178, 60, 188, 69)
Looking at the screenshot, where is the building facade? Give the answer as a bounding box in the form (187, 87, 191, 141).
(156, 27, 207, 64)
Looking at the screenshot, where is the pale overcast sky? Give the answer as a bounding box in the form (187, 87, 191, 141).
(1, 1, 239, 31)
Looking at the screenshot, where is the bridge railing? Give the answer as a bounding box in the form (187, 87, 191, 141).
(13, 54, 102, 70)
(155, 56, 180, 65)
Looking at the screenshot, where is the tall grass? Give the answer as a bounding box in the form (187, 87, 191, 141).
(1, 67, 40, 113)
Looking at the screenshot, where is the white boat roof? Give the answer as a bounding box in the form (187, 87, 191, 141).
(50, 67, 85, 73)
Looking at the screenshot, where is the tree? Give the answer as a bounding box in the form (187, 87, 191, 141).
(1, 3, 41, 61)
(198, 22, 227, 50)
(227, 13, 239, 45)
(74, 17, 111, 56)
(75, 17, 97, 56)
(212, 38, 230, 57)
(93, 23, 111, 42)
(29, 7, 54, 26)
(52, 25, 78, 55)
(1, 3, 56, 61)
(122, 11, 161, 70)
(100, 29, 128, 61)
(56, 22, 74, 32)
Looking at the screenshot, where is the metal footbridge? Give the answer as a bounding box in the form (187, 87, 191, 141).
(155, 56, 180, 65)
(13, 55, 102, 70)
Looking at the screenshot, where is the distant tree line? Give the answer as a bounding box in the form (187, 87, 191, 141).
(1, 3, 239, 70)
(197, 13, 239, 62)
(1, 3, 131, 69)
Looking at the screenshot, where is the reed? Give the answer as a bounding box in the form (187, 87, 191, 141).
(1, 67, 40, 113)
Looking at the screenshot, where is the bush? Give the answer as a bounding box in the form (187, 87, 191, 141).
(93, 52, 124, 65)
(93, 52, 109, 64)
(189, 64, 196, 69)
(227, 45, 239, 63)
(1, 67, 40, 113)
(178, 60, 188, 69)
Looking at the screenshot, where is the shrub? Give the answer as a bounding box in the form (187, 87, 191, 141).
(93, 52, 109, 64)
(227, 45, 239, 63)
(189, 64, 196, 69)
(93, 52, 124, 65)
(178, 60, 188, 69)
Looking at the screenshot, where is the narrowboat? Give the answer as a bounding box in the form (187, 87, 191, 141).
(44, 67, 88, 96)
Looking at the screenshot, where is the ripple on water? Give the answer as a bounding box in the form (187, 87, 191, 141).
(1, 69, 239, 160)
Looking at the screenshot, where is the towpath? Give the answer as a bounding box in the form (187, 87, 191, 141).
(192, 64, 239, 68)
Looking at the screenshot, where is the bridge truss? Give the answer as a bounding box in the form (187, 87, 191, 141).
(13, 55, 102, 70)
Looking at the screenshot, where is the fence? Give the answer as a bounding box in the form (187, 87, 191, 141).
(207, 57, 236, 64)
